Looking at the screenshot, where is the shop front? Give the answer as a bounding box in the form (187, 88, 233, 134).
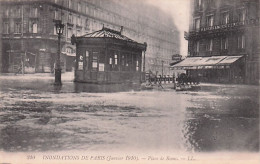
(171, 56, 245, 84)
(6, 50, 36, 74)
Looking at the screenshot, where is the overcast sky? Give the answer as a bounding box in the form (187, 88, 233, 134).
(147, 0, 191, 57)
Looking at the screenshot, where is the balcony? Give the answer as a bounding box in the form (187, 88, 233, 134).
(185, 20, 259, 40)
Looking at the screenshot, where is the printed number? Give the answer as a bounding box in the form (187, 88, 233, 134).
(27, 155, 35, 160)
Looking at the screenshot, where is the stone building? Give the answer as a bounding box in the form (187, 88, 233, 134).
(179, 0, 259, 84)
(0, 0, 179, 75)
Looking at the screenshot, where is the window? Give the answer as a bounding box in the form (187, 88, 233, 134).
(221, 12, 229, 25)
(78, 53, 83, 70)
(238, 8, 246, 23)
(206, 39, 213, 51)
(114, 54, 118, 65)
(15, 7, 21, 17)
(30, 7, 38, 17)
(54, 10, 58, 20)
(109, 57, 113, 65)
(126, 54, 132, 69)
(77, 2, 81, 12)
(68, 14, 73, 24)
(206, 15, 214, 27)
(66, 47, 73, 53)
(92, 52, 98, 70)
(76, 28, 81, 36)
(93, 9, 96, 17)
(238, 35, 245, 49)
(77, 16, 81, 26)
(224, 38, 228, 49)
(68, 0, 72, 8)
(67, 27, 72, 39)
(241, 35, 245, 49)
(221, 37, 228, 50)
(33, 23, 37, 33)
(121, 55, 125, 66)
(195, 41, 200, 52)
(4, 8, 9, 17)
(3, 22, 9, 34)
(194, 18, 200, 31)
(85, 6, 89, 14)
(15, 22, 22, 33)
(136, 60, 139, 71)
(85, 51, 89, 70)
(195, 0, 202, 9)
(53, 26, 57, 35)
(109, 52, 119, 71)
(29, 21, 38, 33)
(85, 18, 90, 29)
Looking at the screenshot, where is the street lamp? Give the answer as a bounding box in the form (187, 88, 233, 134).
(54, 20, 64, 85)
(161, 60, 164, 77)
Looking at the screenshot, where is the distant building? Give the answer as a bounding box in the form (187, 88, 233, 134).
(0, 0, 179, 75)
(175, 0, 259, 84)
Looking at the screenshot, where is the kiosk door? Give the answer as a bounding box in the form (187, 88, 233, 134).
(91, 52, 99, 80)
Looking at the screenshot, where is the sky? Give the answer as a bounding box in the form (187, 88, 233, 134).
(147, 0, 191, 57)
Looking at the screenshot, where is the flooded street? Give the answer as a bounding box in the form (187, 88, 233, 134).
(0, 73, 259, 153)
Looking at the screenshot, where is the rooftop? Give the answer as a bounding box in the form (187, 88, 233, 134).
(81, 26, 136, 43)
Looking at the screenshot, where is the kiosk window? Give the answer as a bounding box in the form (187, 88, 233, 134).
(78, 54, 83, 70)
(85, 50, 89, 70)
(92, 52, 98, 71)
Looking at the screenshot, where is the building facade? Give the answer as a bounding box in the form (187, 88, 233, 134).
(185, 0, 259, 84)
(0, 0, 179, 75)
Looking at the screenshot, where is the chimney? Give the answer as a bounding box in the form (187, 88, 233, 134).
(120, 26, 124, 34)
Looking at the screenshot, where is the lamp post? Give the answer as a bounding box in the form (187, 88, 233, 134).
(54, 20, 64, 85)
(161, 60, 164, 77)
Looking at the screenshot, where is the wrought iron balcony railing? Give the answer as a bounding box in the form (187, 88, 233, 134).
(185, 19, 259, 40)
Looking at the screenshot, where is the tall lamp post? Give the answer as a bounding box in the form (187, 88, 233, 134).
(161, 60, 164, 77)
(54, 20, 64, 85)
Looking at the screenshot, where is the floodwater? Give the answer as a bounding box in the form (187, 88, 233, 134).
(0, 73, 259, 153)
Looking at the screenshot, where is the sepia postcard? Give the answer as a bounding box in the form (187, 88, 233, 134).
(0, 0, 259, 163)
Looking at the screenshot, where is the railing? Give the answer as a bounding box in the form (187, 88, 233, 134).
(186, 19, 260, 40)
(200, 21, 246, 32)
(146, 75, 174, 84)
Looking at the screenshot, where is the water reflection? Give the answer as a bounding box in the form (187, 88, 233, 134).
(0, 74, 259, 152)
(183, 114, 259, 152)
(53, 84, 62, 93)
(73, 82, 141, 93)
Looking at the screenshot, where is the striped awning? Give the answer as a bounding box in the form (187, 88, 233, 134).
(171, 56, 243, 70)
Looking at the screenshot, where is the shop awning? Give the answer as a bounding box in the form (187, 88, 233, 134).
(216, 56, 243, 66)
(171, 56, 243, 70)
